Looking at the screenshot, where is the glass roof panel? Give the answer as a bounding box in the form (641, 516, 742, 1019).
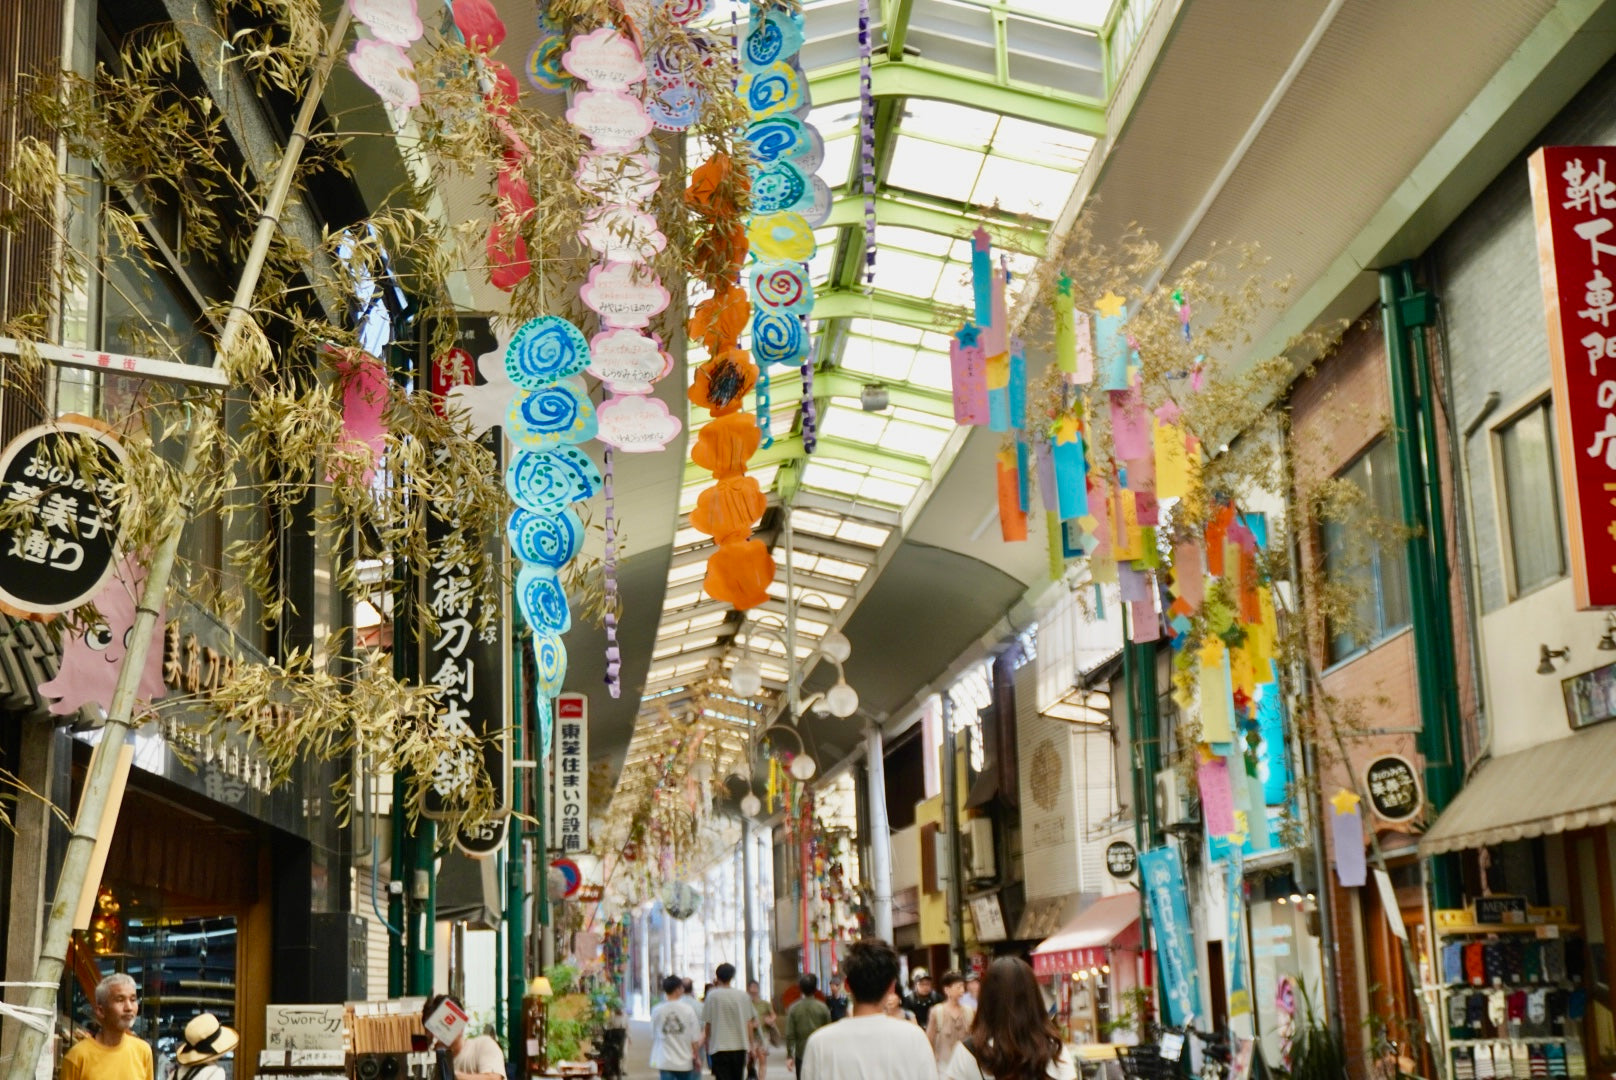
(993, 116, 1097, 170)
(885, 136, 982, 203)
(819, 134, 856, 191)
(876, 226, 956, 258)
(765, 581, 848, 611)
(973, 156, 1078, 218)
(871, 248, 944, 295)
(899, 100, 1001, 148)
(818, 405, 888, 445)
(800, 459, 922, 507)
(845, 318, 923, 345)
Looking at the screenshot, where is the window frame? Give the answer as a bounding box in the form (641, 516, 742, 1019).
(1489, 392, 1568, 601)
(1319, 435, 1414, 666)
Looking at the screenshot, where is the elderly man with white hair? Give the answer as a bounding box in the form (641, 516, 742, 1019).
(61, 973, 153, 1080)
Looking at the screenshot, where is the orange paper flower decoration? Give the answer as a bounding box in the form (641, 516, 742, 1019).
(691, 412, 762, 477)
(692, 476, 767, 542)
(705, 537, 775, 610)
(688, 349, 758, 416)
(694, 223, 749, 289)
(689, 285, 750, 354)
(685, 152, 749, 220)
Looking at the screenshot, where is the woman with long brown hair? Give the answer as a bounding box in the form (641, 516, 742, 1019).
(942, 957, 1074, 1080)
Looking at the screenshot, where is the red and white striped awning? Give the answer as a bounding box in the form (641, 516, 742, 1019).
(1030, 893, 1141, 977)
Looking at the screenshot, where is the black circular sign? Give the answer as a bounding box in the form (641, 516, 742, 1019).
(1364, 755, 1423, 823)
(0, 421, 126, 616)
(455, 815, 509, 858)
(1106, 840, 1138, 878)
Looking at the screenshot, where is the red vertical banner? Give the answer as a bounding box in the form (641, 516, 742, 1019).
(1529, 146, 1616, 609)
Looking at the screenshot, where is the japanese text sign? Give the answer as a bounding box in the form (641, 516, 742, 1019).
(0, 419, 126, 617)
(420, 321, 511, 856)
(1531, 146, 1616, 608)
(551, 692, 588, 854)
(1363, 754, 1423, 823)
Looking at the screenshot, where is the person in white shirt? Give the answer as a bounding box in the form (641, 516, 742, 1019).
(702, 963, 758, 1080)
(650, 976, 704, 1080)
(799, 938, 937, 1080)
(942, 958, 1075, 1080)
(961, 976, 981, 1012)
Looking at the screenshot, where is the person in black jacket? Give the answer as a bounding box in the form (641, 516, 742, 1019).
(904, 971, 943, 1031)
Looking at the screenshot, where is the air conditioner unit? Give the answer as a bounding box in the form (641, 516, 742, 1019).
(964, 817, 996, 881)
(1155, 769, 1200, 832)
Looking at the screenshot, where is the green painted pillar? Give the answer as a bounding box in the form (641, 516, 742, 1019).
(408, 818, 438, 996)
(1379, 264, 1462, 909)
(506, 639, 529, 1065)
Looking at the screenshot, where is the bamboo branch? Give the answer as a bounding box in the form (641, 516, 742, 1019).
(3, 11, 353, 1080)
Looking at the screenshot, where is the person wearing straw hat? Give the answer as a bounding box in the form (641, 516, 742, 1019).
(62, 974, 153, 1080)
(172, 1014, 238, 1080)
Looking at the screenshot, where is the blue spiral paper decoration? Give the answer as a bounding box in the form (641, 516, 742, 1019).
(532, 629, 568, 696)
(508, 506, 584, 569)
(506, 449, 582, 513)
(507, 315, 590, 388)
(751, 310, 808, 367)
(743, 10, 803, 71)
(747, 115, 810, 165)
(508, 381, 598, 449)
(517, 564, 572, 635)
(551, 445, 603, 500)
(752, 160, 810, 214)
(741, 61, 802, 120)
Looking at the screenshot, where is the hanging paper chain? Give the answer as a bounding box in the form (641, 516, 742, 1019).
(801, 356, 817, 452)
(858, 0, 876, 286)
(604, 448, 621, 697)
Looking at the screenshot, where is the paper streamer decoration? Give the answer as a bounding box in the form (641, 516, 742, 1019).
(508, 507, 584, 569)
(603, 449, 620, 696)
(1198, 754, 1237, 838)
(348, 39, 420, 109)
(531, 630, 568, 695)
(951, 328, 989, 425)
(587, 328, 672, 395)
(517, 564, 571, 635)
(349, 0, 423, 47)
(750, 261, 813, 314)
(857, 0, 875, 283)
(508, 380, 598, 449)
(507, 449, 584, 513)
(751, 310, 809, 366)
(738, 61, 804, 118)
(581, 262, 672, 328)
(506, 315, 591, 388)
(1095, 293, 1129, 390)
(1331, 790, 1367, 887)
(742, 8, 805, 70)
(597, 394, 681, 453)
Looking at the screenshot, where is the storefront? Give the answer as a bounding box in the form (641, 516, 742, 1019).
(1031, 893, 1144, 1045)
(1420, 722, 1616, 1079)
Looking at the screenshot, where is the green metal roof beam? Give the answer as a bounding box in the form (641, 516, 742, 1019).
(815, 287, 966, 330)
(881, 0, 917, 57)
(685, 432, 932, 484)
(825, 193, 1048, 255)
(809, 57, 1106, 136)
(768, 369, 956, 418)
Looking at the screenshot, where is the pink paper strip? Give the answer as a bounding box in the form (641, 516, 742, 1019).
(1129, 598, 1159, 642)
(1173, 541, 1205, 609)
(1198, 756, 1237, 837)
(1110, 388, 1150, 461)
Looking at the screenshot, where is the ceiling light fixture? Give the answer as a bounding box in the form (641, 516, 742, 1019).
(860, 383, 890, 411)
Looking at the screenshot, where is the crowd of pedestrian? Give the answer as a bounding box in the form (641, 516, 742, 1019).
(650, 942, 1070, 1080)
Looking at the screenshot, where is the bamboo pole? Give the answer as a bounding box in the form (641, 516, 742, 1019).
(3, 12, 353, 1080)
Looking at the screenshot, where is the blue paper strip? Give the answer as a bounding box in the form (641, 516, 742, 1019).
(1140, 846, 1201, 1027)
(1052, 432, 1087, 521)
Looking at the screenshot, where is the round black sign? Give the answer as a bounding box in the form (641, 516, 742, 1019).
(1106, 840, 1138, 878)
(0, 421, 126, 616)
(1364, 755, 1423, 823)
(455, 815, 509, 858)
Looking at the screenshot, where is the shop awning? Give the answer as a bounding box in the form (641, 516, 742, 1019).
(1420, 723, 1616, 855)
(1030, 892, 1141, 977)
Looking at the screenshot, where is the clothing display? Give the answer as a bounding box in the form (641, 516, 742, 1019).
(1437, 923, 1587, 1080)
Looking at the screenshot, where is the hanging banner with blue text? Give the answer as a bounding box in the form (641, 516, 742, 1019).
(1140, 845, 1200, 1026)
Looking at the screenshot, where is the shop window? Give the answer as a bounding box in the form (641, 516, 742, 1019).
(1320, 437, 1412, 663)
(1495, 398, 1567, 597)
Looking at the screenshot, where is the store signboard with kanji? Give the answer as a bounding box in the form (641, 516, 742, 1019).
(421, 318, 510, 858)
(1363, 754, 1423, 822)
(551, 693, 588, 854)
(1530, 146, 1616, 608)
(0, 418, 126, 617)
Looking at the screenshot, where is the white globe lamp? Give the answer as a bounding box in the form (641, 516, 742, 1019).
(730, 656, 764, 697)
(789, 754, 818, 781)
(824, 680, 860, 718)
(740, 793, 762, 817)
(820, 631, 852, 664)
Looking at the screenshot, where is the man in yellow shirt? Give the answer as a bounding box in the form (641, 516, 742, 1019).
(61, 974, 152, 1080)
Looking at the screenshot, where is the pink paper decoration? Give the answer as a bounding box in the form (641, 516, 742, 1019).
(453, 0, 504, 50)
(566, 89, 655, 150)
(587, 329, 672, 395)
(348, 0, 422, 46)
(950, 333, 989, 425)
(38, 560, 167, 717)
(1198, 756, 1237, 837)
(580, 262, 670, 328)
(561, 27, 647, 89)
(1109, 387, 1150, 461)
(348, 39, 419, 108)
(578, 205, 667, 264)
(334, 349, 390, 485)
(576, 151, 661, 206)
(596, 394, 682, 452)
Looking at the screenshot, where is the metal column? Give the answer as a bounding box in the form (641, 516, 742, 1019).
(865, 724, 894, 943)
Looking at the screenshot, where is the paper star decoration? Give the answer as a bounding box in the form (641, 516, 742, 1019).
(1096, 291, 1127, 318)
(1330, 789, 1361, 815)
(445, 321, 520, 435)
